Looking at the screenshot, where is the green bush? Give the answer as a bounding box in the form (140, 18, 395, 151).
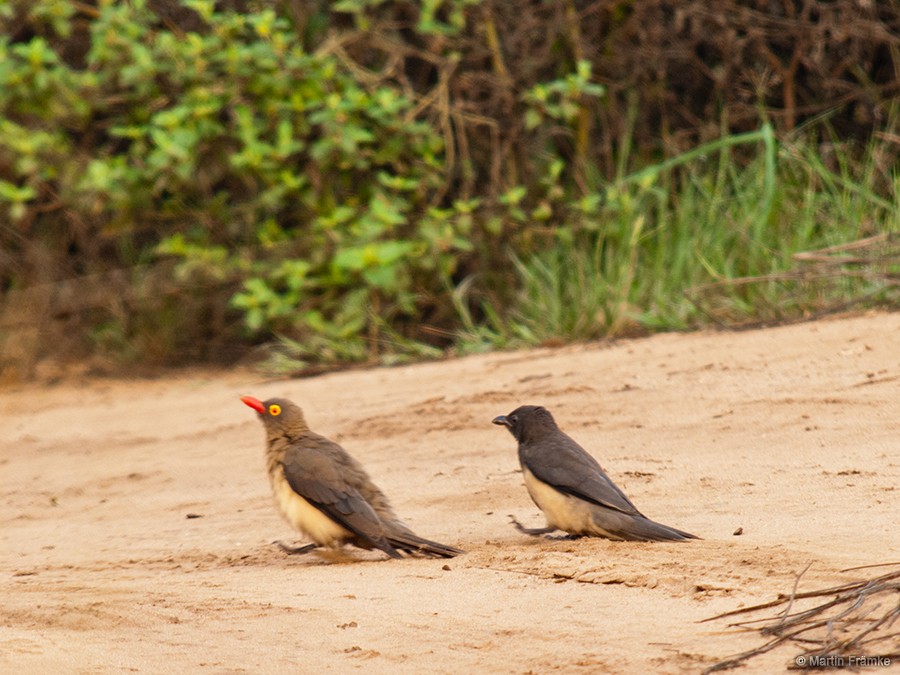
(0, 0, 485, 364)
(0, 0, 898, 373)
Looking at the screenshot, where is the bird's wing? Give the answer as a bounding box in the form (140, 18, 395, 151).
(281, 434, 399, 554)
(523, 434, 646, 517)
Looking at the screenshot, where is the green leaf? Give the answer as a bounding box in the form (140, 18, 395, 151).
(0, 180, 35, 202)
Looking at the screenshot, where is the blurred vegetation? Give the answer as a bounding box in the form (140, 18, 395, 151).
(0, 0, 898, 376)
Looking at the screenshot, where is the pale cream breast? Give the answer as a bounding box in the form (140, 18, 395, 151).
(522, 466, 619, 539)
(271, 468, 351, 546)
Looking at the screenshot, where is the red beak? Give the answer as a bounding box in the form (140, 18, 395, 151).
(240, 395, 266, 414)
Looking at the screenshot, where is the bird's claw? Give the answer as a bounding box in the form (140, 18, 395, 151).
(274, 540, 318, 555)
(507, 515, 557, 537)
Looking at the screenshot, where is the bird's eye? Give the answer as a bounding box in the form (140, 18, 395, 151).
(510, 414, 517, 423)
(268, 404, 281, 416)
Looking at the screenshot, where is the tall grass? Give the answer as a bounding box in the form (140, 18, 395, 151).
(458, 125, 900, 350)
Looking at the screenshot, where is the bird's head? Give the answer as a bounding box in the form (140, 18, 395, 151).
(241, 395, 308, 440)
(492, 405, 558, 444)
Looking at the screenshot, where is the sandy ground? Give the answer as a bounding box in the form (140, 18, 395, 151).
(1, 311, 898, 674)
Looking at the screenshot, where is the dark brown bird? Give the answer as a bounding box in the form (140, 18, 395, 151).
(493, 405, 698, 542)
(242, 395, 463, 559)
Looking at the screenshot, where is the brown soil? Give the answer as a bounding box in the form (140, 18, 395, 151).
(2, 312, 898, 673)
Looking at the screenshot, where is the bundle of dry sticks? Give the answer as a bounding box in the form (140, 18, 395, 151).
(703, 562, 900, 673)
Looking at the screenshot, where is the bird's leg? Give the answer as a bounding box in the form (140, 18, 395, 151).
(274, 540, 319, 555)
(508, 515, 558, 536)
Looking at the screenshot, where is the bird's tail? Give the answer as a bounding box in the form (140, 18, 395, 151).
(385, 524, 464, 558)
(622, 516, 699, 542)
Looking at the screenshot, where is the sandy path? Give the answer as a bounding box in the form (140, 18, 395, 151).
(1, 312, 898, 673)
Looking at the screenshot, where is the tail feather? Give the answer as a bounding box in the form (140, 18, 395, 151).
(373, 540, 405, 559)
(620, 516, 699, 542)
(387, 531, 464, 558)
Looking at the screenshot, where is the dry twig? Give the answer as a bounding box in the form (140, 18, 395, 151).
(702, 564, 900, 673)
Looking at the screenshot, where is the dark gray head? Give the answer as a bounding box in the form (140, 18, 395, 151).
(240, 395, 309, 440)
(492, 405, 560, 444)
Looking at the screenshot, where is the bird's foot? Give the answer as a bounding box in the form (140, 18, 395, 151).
(547, 533, 584, 541)
(508, 515, 558, 537)
(274, 540, 319, 555)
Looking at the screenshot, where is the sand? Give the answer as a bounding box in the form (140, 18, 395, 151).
(1, 311, 898, 673)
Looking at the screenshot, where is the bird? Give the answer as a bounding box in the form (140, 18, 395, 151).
(492, 405, 698, 542)
(241, 395, 463, 559)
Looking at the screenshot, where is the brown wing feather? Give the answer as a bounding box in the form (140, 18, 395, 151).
(281, 436, 402, 558)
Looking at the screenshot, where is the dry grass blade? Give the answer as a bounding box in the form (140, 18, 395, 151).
(702, 565, 900, 673)
(686, 233, 900, 329)
(792, 233, 900, 266)
(840, 561, 900, 573)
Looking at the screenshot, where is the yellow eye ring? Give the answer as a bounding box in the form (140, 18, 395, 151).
(268, 404, 281, 416)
